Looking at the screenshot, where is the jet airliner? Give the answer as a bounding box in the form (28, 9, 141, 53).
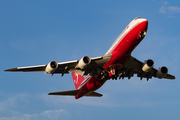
(5, 17, 175, 99)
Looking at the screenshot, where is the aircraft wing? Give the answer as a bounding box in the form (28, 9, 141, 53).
(5, 54, 112, 76)
(122, 56, 175, 80)
(4, 64, 47, 72)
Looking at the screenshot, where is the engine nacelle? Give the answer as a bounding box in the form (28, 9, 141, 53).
(142, 59, 154, 72)
(76, 56, 91, 69)
(45, 61, 58, 74)
(156, 66, 168, 79)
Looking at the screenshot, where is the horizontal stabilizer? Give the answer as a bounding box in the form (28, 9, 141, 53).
(48, 90, 79, 96)
(86, 92, 103, 97)
(48, 90, 103, 97)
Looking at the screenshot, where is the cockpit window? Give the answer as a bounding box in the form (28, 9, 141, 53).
(135, 17, 141, 20)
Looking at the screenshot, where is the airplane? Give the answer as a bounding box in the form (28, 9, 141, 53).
(5, 17, 175, 99)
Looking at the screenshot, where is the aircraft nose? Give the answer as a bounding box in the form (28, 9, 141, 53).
(144, 19, 148, 31)
(140, 18, 148, 32)
(135, 17, 148, 29)
(142, 18, 148, 24)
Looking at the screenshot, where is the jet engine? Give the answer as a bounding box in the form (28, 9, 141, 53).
(142, 59, 154, 72)
(45, 61, 58, 74)
(76, 56, 91, 69)
(156, 66, 168, 79)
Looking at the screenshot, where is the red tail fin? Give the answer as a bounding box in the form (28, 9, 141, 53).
(71, 71, 85, 89)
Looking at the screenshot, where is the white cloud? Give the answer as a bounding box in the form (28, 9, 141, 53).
(168, 6, 180, 13)
(0, 93, 29, 112)
(159, 1, 180, 14)
(159, 1, 168, 13)
(159, 6, 166, 14)
(0, 93, 70, 120)
(0, 109, 69, 120)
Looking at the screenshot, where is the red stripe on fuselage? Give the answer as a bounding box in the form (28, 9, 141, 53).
(75, 20, 148, 99)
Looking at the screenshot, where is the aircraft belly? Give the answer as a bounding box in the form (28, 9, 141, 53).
(75, 76, 106, 99)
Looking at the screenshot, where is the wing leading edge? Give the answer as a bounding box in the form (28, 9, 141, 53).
(4, 65, 47, 72)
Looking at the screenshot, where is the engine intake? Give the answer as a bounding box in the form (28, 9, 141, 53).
(156, 66, 168, 79)
(76, 56, 91, 69)
(142, 59, 154, 72)
(45, 61, 58, 74)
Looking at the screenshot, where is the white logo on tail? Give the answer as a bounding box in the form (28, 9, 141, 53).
(74, 74, 78, 84)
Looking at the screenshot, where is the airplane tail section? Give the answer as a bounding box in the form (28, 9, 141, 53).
(71, 71, 85, 89)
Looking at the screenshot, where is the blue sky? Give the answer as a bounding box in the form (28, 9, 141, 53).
(1, 0, 180, 120)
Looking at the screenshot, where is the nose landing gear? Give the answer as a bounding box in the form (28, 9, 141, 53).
(138, 31, 146, 40)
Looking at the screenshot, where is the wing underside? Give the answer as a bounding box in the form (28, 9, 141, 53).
(4, 55, 175, 80)
(121, 56, 175, 80)
(4, 55, 112, 76)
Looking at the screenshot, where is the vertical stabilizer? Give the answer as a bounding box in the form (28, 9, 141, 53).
(71, 71, 85, 89)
